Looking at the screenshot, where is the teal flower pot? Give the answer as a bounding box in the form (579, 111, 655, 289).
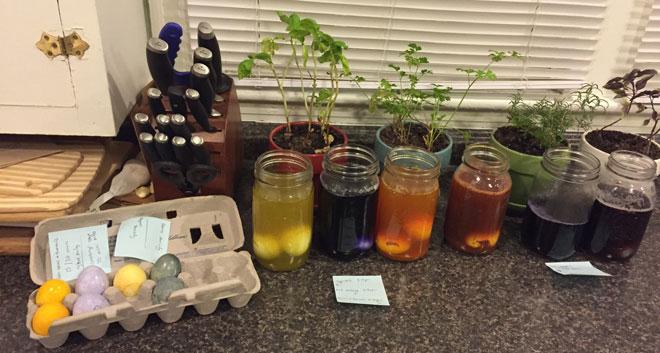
(374, 124, 453, 172)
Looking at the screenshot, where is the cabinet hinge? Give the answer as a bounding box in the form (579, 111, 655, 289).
(36, 31, 89, 59)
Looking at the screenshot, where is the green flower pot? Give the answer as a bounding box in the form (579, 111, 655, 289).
(490, 132, 543, 211)
(374, 124, 453, 172)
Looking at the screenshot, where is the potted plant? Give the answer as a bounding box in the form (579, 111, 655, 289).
(237, 12, 359, 174)
(369, 43, 519, 169)
(580, 68, 660, 174)
(491, 84, 607, 211)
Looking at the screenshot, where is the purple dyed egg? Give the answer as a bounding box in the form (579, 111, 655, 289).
(75, 266, 109, 295)
(72, 294, 110, 315)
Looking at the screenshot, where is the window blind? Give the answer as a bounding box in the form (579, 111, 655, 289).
(634, 1, 660, 86)
(186, 0, 606, 88)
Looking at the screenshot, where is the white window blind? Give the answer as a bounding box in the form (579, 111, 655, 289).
(186, 0, 606, 88)
(635, 1, 660, 86)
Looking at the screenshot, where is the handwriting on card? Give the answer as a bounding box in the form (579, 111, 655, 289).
(48, 224, 111, 281)
(114, 216, 170, 263)
(332, 275, 389, 306)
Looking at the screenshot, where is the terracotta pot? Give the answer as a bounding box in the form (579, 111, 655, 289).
(491, 130, 543, 212)
(579, 130, 660, 175)
(374, 124, 453, 172)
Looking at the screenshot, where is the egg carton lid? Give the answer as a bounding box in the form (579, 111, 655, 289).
(30, 196, 244, 285)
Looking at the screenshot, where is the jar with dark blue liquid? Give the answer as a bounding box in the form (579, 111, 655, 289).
(319, 144, 380, 260)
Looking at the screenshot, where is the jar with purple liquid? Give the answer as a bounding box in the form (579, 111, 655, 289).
(522, 148, 600, 260)
(581, 150, 657, 261)
(318, 144, 380, 260)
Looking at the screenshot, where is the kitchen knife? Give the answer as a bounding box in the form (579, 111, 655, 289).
(147, 88, 166, 116)
(191, 63, 215, 115)
(193, 47, 218, 93)
(171, 113, 193, 140)
(197, 22, 230, 93)
(171, 136, 194, 168)
(133, 113, 155, 135)
(155, 114, 174, 138)
(158, 22, 183, 65)
(167, 85, 188, 116)
(190, 135, 212, 165)
(138, 132, 160, 162)
(154, 132, 176, 161)
(146, 38, 173, 91)
(185, 88, 216, 132)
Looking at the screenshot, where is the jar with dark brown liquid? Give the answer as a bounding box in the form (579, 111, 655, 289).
(444, 143, 511, 254)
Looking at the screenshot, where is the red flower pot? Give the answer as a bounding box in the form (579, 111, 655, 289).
(268, 121, 348, 206)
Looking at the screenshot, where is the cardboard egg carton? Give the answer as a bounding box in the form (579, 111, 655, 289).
(26, 196, 261, 348)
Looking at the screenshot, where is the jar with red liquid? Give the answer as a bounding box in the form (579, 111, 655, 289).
(375, 147, 440, 261)
(581, 150, 657, 261)
(444, 143, 511, 254)
(522, 148, 600, 260)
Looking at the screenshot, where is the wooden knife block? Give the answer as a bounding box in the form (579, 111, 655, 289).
(129, 79, 243, 201)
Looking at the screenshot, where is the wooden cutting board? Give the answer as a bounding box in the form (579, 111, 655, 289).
(0, 145, 105, 213)
(0, 151, 83, 196)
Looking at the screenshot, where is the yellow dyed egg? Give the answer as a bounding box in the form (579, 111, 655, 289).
(402, 216, 434, 241)
(31, 302, 69, 336)
(113, 264, 147, 297)
(35, 279, 71, 306)
(280, 225, 311, 257)
(253, 233, 281, 260)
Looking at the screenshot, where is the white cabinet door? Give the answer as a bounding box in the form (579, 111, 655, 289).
(0, 0, 76, 108)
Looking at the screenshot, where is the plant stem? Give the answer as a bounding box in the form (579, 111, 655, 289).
(269, 62, 290, 132)
(291, 40, 313, 130)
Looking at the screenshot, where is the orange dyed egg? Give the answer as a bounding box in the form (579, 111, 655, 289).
(376, 234, 411, 255)
(402, 216, 434, 241)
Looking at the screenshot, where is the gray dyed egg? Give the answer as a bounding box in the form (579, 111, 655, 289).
(152, 276, 185, 304)
(150, 254, 181, 281)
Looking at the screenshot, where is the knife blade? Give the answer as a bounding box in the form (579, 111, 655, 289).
(138, 132, 160, 162)
(147, 88, 166, 116)
(190, 63, 215, 116)
(167, 85, 188, 116)
(133, 113, 155, 135)
(171, 113, 193, 140)
(146, 38, 173, 91)
(185, 88, 216, 132)
(155, 114, 174, 138)
(190, 135, 212, 165)
(154, 132, 176, 161)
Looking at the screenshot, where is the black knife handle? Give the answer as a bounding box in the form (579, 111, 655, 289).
(155, 114, 174, 138)
(190, 135, 212, 165)
(147, 88, 166, 116)
(154, 132, 175, 161)
(193, 47, 218, 93)
(133, 113, 155, 135)
(185, 89, 216, 132)
(146, 38, 173, 92)
(172, 136, 194, 167)
(191, 63, 214, 114)
(197, 23, 223, 88)
(138, 132, 160, 162)
(171, 114, 193, 140)
(167, 85, 188, 116)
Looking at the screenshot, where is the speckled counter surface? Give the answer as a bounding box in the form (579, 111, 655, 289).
(1, 125, 660, 353)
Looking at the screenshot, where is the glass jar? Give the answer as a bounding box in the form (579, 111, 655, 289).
(522, 148, 600, 260)
(581, 150, 657, 261)
(375, 146, 441, 261)
(252, 150, 313, 271)
(444, 143, 512, 254)
(319, 144, 380, 260)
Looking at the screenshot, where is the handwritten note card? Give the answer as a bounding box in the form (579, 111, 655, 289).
(114, 216, 170, 263)
(332, 275, 390, 306)
(48, 224, 112, 281)
(546, 261, 612, 277)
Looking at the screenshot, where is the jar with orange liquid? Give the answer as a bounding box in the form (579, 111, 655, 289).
(444, 143, 511, 254)
(375, 147, 441, 261)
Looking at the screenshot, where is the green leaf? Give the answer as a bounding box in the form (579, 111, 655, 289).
(300, 18, 319, 33)
(388, 64, 401, 71)
(260, 38, 278, 55)
(277, 11, 289, 24)
(317, 88, 332, 102)
(340, 56, 350, 74)
(237, 59, 254, 79)
(253, 52, 272, 64)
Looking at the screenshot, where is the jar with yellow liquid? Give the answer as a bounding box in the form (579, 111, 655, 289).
(252, 150, 314, 271)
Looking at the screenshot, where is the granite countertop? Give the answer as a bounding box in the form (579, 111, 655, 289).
(1, 153, 659, 352)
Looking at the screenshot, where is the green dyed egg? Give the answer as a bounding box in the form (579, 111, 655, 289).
(152, 277, 185, 304)
(150, 254, 182, 281)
